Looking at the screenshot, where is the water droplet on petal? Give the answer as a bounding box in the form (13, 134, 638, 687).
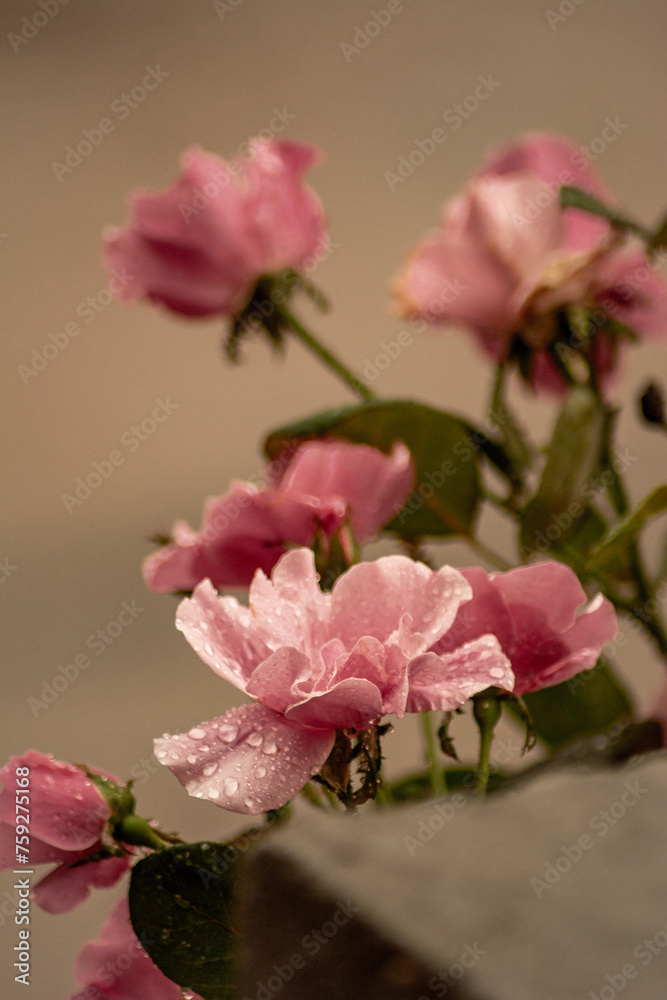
(188, 727, 207, 739)
(489, 666, 505, 679)
(244, 797, 254, 809)
(262, 739, 277, 755)
(187, 754, 197, 765)
(223, 777, 239, 796)
(218, 725, 238, 743)
(246, 731, 263, 747)
(203, 761, 218, 777)
(256, 766, 267, 778)
(208, 788, 220, 799)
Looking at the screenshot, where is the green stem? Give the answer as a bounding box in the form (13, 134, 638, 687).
(421, 712, 447, 797)
(276, 303, 375, 402)
(473, 696, 502, 798)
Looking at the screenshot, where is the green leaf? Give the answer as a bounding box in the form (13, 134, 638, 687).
(265, 399, 480, 539)
(520, 386, 607, 560)
(586, 486, 667, 570)
(129, 840, 245, 1000)
(560, 186, 649, 240)
(517, 661, 632, 750)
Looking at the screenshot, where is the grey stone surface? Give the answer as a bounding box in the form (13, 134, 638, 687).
(238, 754, 667, 1000)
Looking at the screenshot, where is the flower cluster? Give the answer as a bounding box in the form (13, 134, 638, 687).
(15, 127, 667, 1000)
(154, 549, 615, 813)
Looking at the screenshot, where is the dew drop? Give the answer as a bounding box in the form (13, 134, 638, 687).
(203, 761, 218, 777)
(262, 739, 277, 755)
(187, 755, 197, 765)
(223, 777, 239, 796)
(244, 797, 254, 809)
(246, 731, 263, 747)
(208, 788, 220, 800)
(489, 666, 505, 679)
(256, 766, 267, 778)
(188, 727, 207, 740)
(218, 726, 239, 743)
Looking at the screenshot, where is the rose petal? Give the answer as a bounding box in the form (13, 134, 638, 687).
(72, 896, 193, 1000)
(285, 677, 384, 730)
(0, 752, 109, 852)
(248, 548, 331, 657)
(176, 579, 272, 690)
(406, 636, 513, 712)
(512, 592, 618, 695)
(280, 440, 415, 543)
(154, 704, 334, 814)
(33, 854, 129, 915)
(432, 566, 516, 656)
(329, 558, 471, 651)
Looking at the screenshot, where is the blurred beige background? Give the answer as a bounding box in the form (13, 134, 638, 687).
(2, 1, 667, 996)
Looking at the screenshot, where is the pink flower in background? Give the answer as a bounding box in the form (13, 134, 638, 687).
(154, 549, 513, 813)
(394, 132, 667, 391)
(0, 751, 130, 914)
(143, 439, 415, 592)
(70, 896, 198, 1000)
(431, 561, 618, 696)
(103, 139, 326, 318)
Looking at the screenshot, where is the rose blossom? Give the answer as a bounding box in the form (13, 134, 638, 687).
(0, 751, 130, 913)
(143, 439, 415, 592)
(154, 548, 513, 813)
(394, 132, 667, 391)
(70, 896, 199, 1000)
(103, 139, 326, 318)
(430, 561, 618, 696)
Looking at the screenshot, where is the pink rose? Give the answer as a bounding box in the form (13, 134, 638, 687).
(394, 132, 667, 391)
(103, 140, 326, 318)
(70, 896, 199, 1000)
(143, 439, 415, 592)
(0, 751, 130, 914)
(430, 561, 618, 696)
(154, 549, 513, 813)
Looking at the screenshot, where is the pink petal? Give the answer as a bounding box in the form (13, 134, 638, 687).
(492, 561, 588, 637)
(143, 482, 344, 592)
(478, 131, 613, 202)
(593, 246, 667, 340)
(72, 896, 193, 1000)
(33, 854, 129, 915)
(394, 227, 518, 342)
(285, 677, 385, 730)
(328, 558, 471, 651)
(248, 548, 331, 657)
(406, 636, 513, 712)
(0, 752, 109, 852)
(334, 634, 410, 717)
(245, 646, 316, 714)
(468, 177, 564, 282)
(176, 579, 272, 691)
(432, 566, 516, 656)
(280, 440, 415, 543)
(238, 139, 326, 271)
(512, 593, 618, 696)
(154, 704, 334, 814)
(0, 823, 89, 869)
